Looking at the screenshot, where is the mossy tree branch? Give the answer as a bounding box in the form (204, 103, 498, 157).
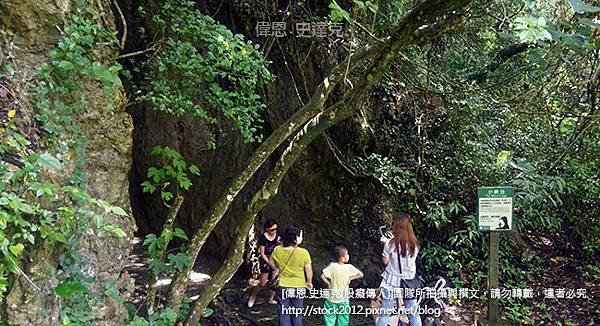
(164, 41, 382, 313)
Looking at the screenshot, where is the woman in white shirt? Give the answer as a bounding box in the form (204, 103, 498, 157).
(377, 212, 422, 326)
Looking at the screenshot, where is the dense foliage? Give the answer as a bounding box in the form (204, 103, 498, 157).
(136, 0, 274, 145)
(0, 1, 128, 323)
(346, 0, 599, 322)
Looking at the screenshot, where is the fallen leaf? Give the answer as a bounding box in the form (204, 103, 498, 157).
(7, 109, 16, 118)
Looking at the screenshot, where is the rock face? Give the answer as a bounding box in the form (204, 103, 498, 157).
(77, 84, 135, 325)
(0, 0, 72, 78)
(1, 0, 134, 324)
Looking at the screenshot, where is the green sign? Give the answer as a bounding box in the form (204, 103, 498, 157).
(477, 186, 514, 232)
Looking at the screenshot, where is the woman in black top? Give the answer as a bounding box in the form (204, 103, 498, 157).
(248, 218, 281, 307)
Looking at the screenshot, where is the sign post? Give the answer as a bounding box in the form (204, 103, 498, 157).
(477, 186, 514, 326)
(488, 232, 500, 325)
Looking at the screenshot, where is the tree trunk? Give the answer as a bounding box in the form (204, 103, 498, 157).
(147, 195, 184, 315)
(164, 41, 382, 313)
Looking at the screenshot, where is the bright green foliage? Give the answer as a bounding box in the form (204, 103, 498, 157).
(0, 131, 127, 304)
(128, 309, 177, 326)
(329, 1, 352, 23)
(138, 145, 197, 320)
(141, 146, 201, 202)
(144, 229, 190, 276)
(354, 153, 414, 198)
(504, 301, 535, 324)
(510, 0, 600, 51)
(127, 306, 212, 326)
(137, 0, 273, 143)
(0, 0, 127, 311)
(55, 244, 96, 325)
(514, 16, 553, 42)
(329, 0, 379, 23)
(329, 0, 408, 36)
(31, 1, 122, 190)
(36, 12, 122, 145)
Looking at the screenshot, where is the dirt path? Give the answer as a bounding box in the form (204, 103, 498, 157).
(123, 236, 484, 325)
(123, 237, 478, 325)
(217, 277, 481, 325)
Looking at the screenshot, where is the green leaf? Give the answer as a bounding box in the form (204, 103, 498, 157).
(353, 0, 366, 10)
(55, 281, 89, 298)
(203, 307, 214, 317)
(173, 228, 188, 240)
(144, 233, 159, 257)
(527, 50, 545, 66)
(569, 0, 600, 13)
(150, 260, 166, 275)
(366, 1, 379, 13)
(30, 182, 54, 197)
(5, 64, 15, 75)
(329, 2, 352, 23)
(161, 191, 173, 202)
(161, 230, 174, 242)
(16, 202, 35, 215)
(93, 214, 103, 228)
(167, 253, 191, 272)
(105, 225, 127, 238)
(179, 177, 192, 190)
(579, 18, 600, 28)
(24, 233, 35, 244)
(497, 150, 512, 166)
(57, 60, 75, 71)
(141, 181, 157, 194)
(111, 206, 128, 217)
(150, 146, 164, 157)
(188, 164, 201, 176)
(147, 167, 163, 183)
(9, 243, 24, 256)
(104, 280, 122, 302)
(173, 158, 186, 171)
(549, 28, 587, 49)
(38, 154, 62, 170)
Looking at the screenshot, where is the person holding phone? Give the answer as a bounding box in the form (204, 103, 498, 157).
(376, 212, 422, 326)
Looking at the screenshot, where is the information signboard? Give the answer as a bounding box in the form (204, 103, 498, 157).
(477, 186, 514, 232)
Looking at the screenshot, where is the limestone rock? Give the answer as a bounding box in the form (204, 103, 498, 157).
(1, 0, 134, 324)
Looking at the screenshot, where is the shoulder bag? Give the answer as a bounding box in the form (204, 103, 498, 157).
(396, 242, 423, 293)
(267, 247, 297, 289)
